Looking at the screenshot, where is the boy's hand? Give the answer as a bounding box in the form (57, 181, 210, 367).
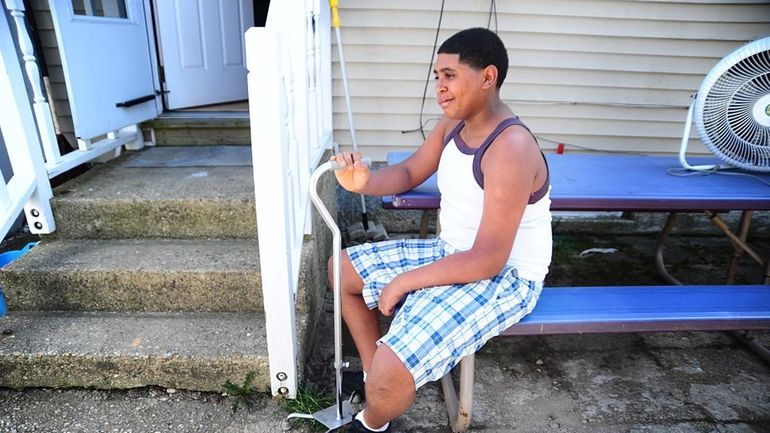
(331, 152, 370, 192)
(379, 277, 409, 317)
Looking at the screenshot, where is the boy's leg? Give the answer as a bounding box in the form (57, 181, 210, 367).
(329, 251, 381, 372)
(362, 344, 416, 429)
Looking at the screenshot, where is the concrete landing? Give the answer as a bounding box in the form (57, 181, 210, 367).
(51, 148, 257, 239)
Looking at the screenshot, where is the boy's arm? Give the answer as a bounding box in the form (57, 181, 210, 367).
(378, 127, 542, 315)
(332, 117, 456, 195)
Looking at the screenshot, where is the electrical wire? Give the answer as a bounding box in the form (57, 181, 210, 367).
(417, 0, 445, 140)
(534, 135, 651, 156)
(416, 0, 502, 139)
(487, 0, 498, 33)
(667, 167, 770, 186)
(505, 99, 690, 110)
(401, 117, 441, 134)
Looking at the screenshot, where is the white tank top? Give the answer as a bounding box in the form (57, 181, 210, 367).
(437, 118, 552, 282)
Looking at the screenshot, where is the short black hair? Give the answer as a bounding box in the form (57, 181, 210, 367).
(437, 28, 508, 88)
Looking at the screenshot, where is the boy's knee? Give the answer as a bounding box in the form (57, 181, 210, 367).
(367, 346, 415, 399)
(328, 250, 362, 294)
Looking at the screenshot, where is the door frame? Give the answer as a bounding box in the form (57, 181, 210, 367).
(142, 0, 163, 113)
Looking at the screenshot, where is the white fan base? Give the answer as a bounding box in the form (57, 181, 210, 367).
(679, 101, 720, 172)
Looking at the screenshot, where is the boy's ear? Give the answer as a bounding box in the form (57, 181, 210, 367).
(482, 65, 498, 89)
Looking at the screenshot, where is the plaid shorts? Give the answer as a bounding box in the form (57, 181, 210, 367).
(347, 237, 542, 389)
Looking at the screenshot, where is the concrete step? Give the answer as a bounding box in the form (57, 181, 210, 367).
(51, 147, 257, 239)
(0, 239, 263, 313)
(141, 113, 250, 146)
(0, 311, 280, 392)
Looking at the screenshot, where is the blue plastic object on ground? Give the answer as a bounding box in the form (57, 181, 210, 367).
(0, 241, 38, 316)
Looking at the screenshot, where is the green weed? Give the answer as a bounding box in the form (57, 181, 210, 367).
(282, 385, 335, 432)
(223, 371, 260, 414)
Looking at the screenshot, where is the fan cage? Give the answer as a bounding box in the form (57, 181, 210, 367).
(694, 37, 770, 172)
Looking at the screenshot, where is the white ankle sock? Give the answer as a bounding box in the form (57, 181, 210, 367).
(355, 410, 389, 432)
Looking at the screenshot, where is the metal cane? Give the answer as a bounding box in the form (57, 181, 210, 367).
(282, 157, 371, 432)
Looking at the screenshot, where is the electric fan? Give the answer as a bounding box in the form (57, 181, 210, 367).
(679, 36, 770, 172)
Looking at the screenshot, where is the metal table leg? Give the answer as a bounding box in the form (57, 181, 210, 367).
(441, 354, 474, 433)
(731, 331, 770, 364)
(419, 210, 431, 239)
(655, 211, 769, 364)
(705, 210, 765, 269)
(655, 212, 682, 286)
(725, 211, 753, 284)
(701, 210, 770, 364)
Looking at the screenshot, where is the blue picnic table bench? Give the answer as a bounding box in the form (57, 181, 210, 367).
(382, 152, 770, 432)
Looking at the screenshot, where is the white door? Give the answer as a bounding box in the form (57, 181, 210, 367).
(49, 0, 160, 141)
(155, 0, 254, 109)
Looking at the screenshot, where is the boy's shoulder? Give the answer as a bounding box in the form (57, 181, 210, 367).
(485, 119, 541, 165)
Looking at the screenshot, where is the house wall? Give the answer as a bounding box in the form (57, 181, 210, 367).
(332, 0, 770, 160)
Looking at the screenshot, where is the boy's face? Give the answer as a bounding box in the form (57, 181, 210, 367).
(433, 53, 489, 119)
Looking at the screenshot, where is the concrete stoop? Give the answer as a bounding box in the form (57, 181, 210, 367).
(0, 145, 333, 393)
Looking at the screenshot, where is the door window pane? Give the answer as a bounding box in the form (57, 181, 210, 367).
(72, 0, 128, 19)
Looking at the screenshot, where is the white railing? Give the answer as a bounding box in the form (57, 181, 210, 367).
(0, 1, 55, 239)
(2, 0, 142, 236)
(246, 0, 332, 397)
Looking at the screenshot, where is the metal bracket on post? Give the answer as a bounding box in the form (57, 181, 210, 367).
(24, 185, 55, 235)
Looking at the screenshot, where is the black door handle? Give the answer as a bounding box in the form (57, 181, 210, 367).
(116, 90, 165, 108)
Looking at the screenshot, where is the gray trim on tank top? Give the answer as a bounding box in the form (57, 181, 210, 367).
(443, 117, 550, 204)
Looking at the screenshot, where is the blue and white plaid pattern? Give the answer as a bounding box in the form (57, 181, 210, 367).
(347, 237, 542, 389)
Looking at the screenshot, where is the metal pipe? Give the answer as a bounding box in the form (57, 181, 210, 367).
(330, 0, 368, 229)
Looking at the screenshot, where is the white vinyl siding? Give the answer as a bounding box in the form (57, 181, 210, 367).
(332, 0, 770, 160)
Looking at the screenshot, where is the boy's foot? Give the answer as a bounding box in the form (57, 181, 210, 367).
(347, 418, 391, 433)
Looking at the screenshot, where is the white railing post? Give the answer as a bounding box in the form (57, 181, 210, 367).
(248, 0, 333, 398)
(318, 0, 333, 151)
(246, 26, 299, 398)
(5, 0, 61, 169)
